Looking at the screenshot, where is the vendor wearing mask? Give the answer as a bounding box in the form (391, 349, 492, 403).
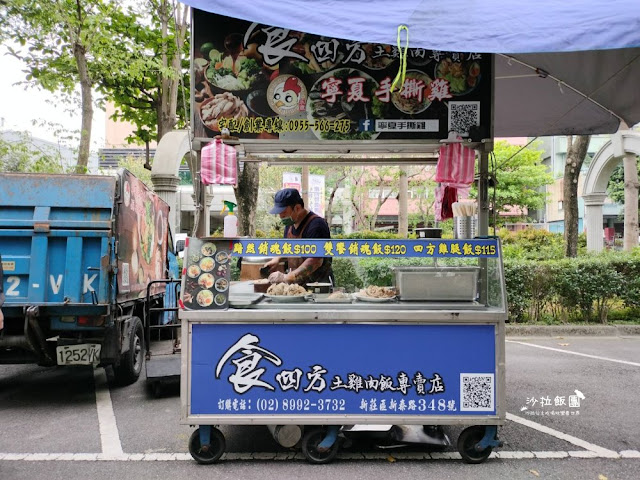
(264, 188, 333, 286)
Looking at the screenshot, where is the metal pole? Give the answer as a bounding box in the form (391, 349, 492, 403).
(477, 149, 489, 236)
(195, 150, 208, 238)
(301, 165, 309, 205)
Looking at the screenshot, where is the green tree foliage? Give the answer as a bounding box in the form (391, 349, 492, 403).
(0, 0, 189, 171)
(100, 1, 190, 145)
(0, 131, 67, 173)
(607, 157, 640, 206)
(0, 0, 134, 172)
(473, 140, 553, 222)
(115, 156, 152, 186)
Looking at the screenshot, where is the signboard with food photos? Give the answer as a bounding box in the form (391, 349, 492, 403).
(181, 238, 232, 310)
(116, 170, 170, 301)
(191, 9, 492, 142)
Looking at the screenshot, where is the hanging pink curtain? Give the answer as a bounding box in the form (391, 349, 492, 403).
(201, 138, 237, 186)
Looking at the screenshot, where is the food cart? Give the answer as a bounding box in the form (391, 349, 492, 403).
(179, 9, 505, 464)
(180, 236, 507, 464)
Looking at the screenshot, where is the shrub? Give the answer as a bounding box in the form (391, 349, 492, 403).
(334, 230, 402, 240)
(500, 228, 565, 260)
(503, 260, 535, 322)
(608, 253, 640, 308)
(355, 257, 440, 287)
(332, 258, 363, 291)
(544, 257, 622, 323)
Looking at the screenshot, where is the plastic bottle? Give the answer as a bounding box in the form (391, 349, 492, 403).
(222, 200, 238, 237)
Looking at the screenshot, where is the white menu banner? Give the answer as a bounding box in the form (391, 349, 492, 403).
(308, 174, 325, 218)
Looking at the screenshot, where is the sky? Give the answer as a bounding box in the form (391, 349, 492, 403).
(0, 49, 106, 149)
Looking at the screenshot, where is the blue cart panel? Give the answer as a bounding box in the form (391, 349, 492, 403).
(190, 323, 496, 418)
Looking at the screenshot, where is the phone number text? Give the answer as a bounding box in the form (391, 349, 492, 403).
(217, 117, 351, 134)
(215, 398, 348, 413)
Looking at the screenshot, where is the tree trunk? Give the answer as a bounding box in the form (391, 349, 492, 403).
(158, 0, 170, 140)
(73, 41, 92, 174)
(623, 152, 640, 250)
(563, 135, 590, 257)
(233, 162, 259, 236)
(398, 167, 408, 237)
(325, 169, 346, 228)
(349, 167, 368, 230)
(157, 0, 186, 141)
(369, 189, 393, 230)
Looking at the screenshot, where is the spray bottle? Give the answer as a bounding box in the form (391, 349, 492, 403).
(222, 200, 238, 237)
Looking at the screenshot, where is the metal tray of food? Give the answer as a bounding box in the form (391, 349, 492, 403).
(312, 293, 354, 304)
(229, 293, 265, 307)
(393, 266, 480, 301)
(264, 294, 310, 303)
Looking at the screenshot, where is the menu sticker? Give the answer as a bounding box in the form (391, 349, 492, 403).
(181, 238, 232, 310)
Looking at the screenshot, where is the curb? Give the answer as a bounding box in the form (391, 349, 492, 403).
(506, 324, 640, 337)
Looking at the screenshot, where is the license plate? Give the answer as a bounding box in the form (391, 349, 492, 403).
(56, 344, 101, 366)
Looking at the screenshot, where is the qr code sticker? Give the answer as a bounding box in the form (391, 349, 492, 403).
(460, 373, 494, 411)
(448, 101, 480, 137)
(121, 262, 130, 287)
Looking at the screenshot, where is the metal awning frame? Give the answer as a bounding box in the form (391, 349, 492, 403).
(191, 137, 492, 166)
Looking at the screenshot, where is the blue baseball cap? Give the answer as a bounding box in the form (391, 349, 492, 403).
(269, 188, 303, 214)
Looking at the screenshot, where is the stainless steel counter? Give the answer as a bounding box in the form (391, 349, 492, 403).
(179, 280, 507, 323)
(180, 302, 507, 323)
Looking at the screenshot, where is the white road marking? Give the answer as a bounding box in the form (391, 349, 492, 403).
(506, 340, 640, 367)
(507, 413, 619, 457)
(93, 368, 124, 457)
(2, 372, 636, 463)
(1, 450, 639, 461)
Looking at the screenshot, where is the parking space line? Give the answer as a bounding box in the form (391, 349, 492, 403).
(1, 450, 639, 462)
(507, 413, 619, 457)
(4, 374, 637, 463)
(93, 368, 123, 457)
(506, 340, 640, 367)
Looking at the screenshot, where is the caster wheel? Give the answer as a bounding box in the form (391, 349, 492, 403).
(301, 428, 339, 464)
(189, 427, 225, 464)
(457, 426, 492, 464)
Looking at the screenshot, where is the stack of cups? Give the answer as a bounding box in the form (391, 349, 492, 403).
(452, 201, 478, 239)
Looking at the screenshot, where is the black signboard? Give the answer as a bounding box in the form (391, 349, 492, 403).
(192, 9, 492, 142)
(181, 238, 232, 310)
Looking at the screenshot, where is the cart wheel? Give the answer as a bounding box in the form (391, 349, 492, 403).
(189, 427, 225, 464)
(301, 428, 340, 464)
(457, 426, 492, 464)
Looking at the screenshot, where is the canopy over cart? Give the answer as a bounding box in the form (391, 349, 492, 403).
(176, 1, 640, 464)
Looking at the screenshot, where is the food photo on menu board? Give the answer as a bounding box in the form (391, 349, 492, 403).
(181, 239, 231, 310)
(116, 170, 170, 301)
(191, 9, 491, 142)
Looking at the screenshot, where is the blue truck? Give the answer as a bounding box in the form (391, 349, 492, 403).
(0, 170, 175, 384)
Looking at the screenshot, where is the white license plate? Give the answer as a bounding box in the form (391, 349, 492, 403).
(56, 344, 101, 366)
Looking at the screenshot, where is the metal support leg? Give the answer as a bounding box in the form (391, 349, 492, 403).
(476, 425, 503, 450)
(317, 425, 340, 451)
(199, 425, 212, 448)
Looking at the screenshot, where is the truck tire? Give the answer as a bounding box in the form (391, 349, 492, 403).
(114, 317, 144, 385)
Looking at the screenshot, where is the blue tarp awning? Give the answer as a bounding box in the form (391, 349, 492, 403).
(181, 1, 640, 135)
(182, 0, 640, 53)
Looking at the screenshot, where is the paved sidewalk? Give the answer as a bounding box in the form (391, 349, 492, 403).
(506, 324, 640, 336)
